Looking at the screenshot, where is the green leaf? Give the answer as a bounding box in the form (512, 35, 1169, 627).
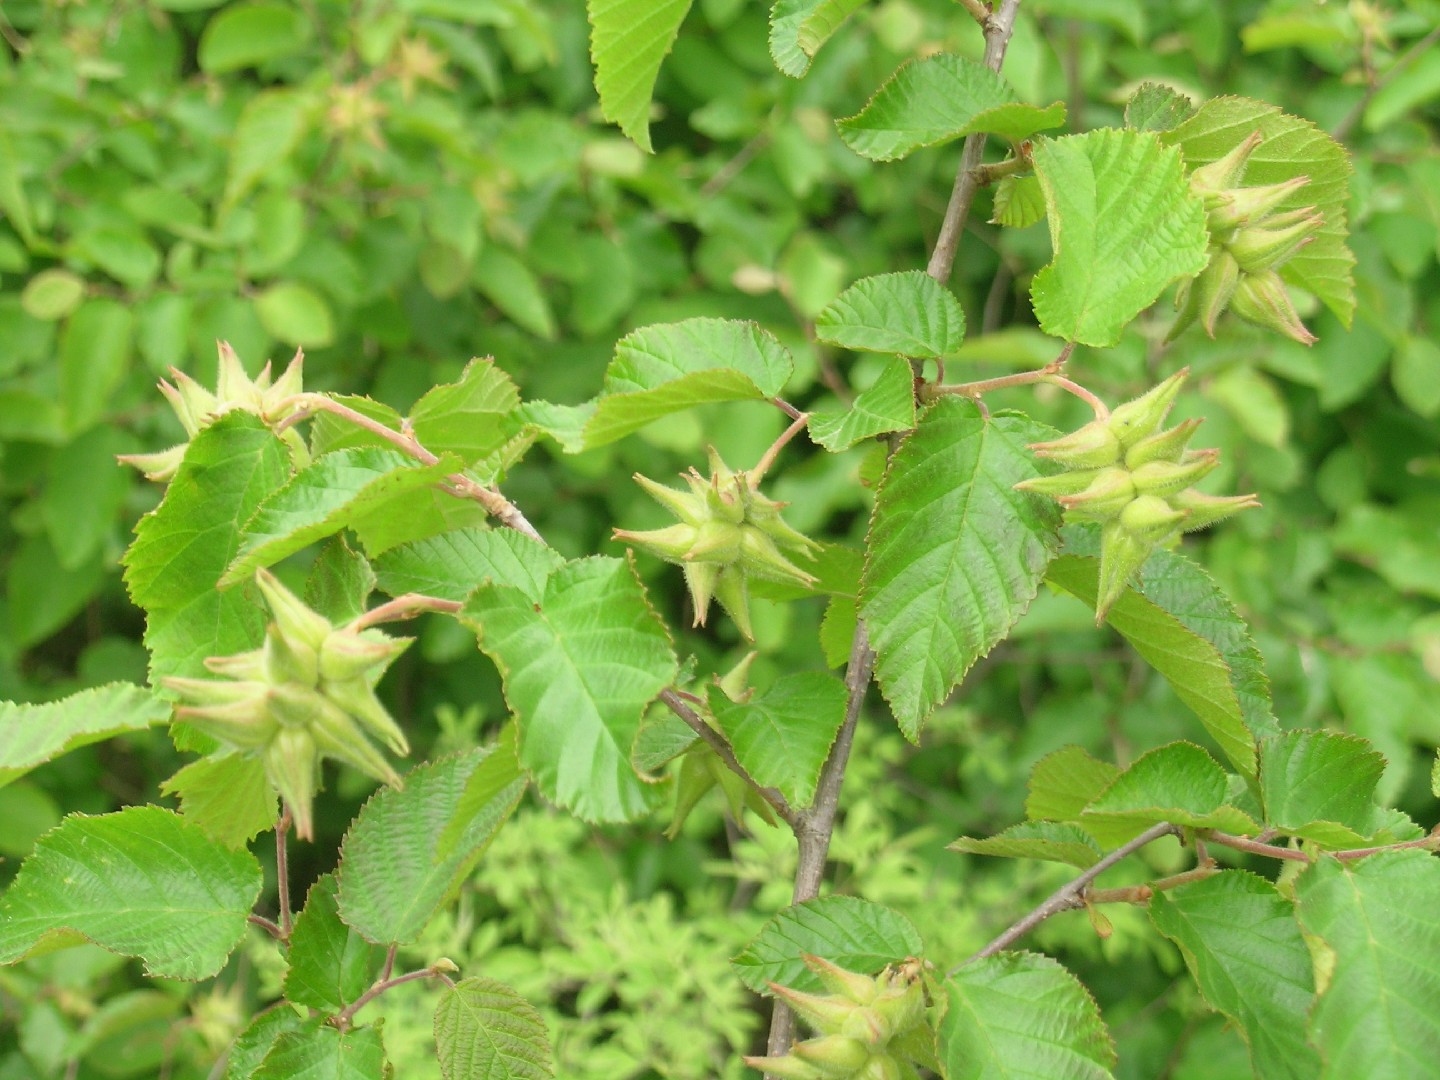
(20, 269, 86, 321)
(224, 1006, 309, 1080)
(707, 672, 846, 808)
(223, 90, 311, 211)
(938, 952, 1116, 1080)
(1045, 552, 1260, 777)
(1084, 742, 1257, 837)
(472, 247, 557, 340)
(310, 396, 406, 457)
(1030, 129, 1209, 347)
(0, 130, 36, 247)
(283, 874, 384, 1012)
(160, 754, 277, 850)
(199, 1, 311, 73)
(1124, 82, 1196, 132)
(1393, 337, 1440, 419)
(586, 0, 692, 151)
(769, 0, 867, 78)
(252, 1024, 385, 1080)
(409, 358, 522, 467)
(583, 318, 794, 447)
(1164, 97, 1354, 325)
(813, 270, 966, 358)
(72, 226, 162, 290)
(808, 356, 917, 453)
(991, 174, 1047, 228)
(1149, 871, 1320, 1080)
(1258, 730, 1386, 846)
(222, 449, 458, 587)
(860, 400, 1062, 738)
(1026, 746, 1120, 822)
(0, 684, 170, 790)
(123, 413, 292, 682)
(836, 54, 1063, 161)
(43, 425, 132, 571)
(60, 299, 134, 433)
(434, 977, 554, 1080)
(732, 896, 924, 995)
(949, 821, 1103, 869)
(435, 721, 526, 859)
(374, 527, 564, 605)
(305, 537, 376, 625)
(1295, 852, 1440, 1079)
(337, 748, 525, 945)
(462, 557, 676, 822)
(254, 282, 335, 348)
(6, 536, 104, 649)
(0, 807, 261, 980)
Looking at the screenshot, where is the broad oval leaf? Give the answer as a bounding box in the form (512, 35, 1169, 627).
(1258, 730, 1386, 846)
(337, 747, 525, 946)
(252, 1023, 385, 1080)
(462, 557, 677, 822)
(160, 754, 277, 850)
(808, 355, 917, 452)
(1084, 741, 1257, 841)
(707, 671, 846, 808)
(198, 2, 310, 74)
(769, 0, 868, 78)
(373, 527, 564, 605)
(587, 0, 693, 152)
(0, 683, 170, 790)
(223, 90, 310, 210)
(224, 1006, 309, 1080)
(434, 977, 554, 1080)
(0, 806, 262, 980)
(1124, 82, 1196, 133)
(1030, 129, 1209, 346)
(949, 820, 1102, 869)
(732, 895, 923, 995)
(282, 873, 384, 1013)
(860, 400, 1062, 739)
(939, 952, 1116, 1080)
(1025, 746, 1120, 823)
(813, 270, 965, 358)
(408, 358, 522, 468)
(1149, 871, 1320, 1080)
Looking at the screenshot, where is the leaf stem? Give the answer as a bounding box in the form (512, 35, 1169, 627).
(248, 914, 284, 939)
(956, 0, 992, 27)
(921, 343, 1106, 416)
(749, 413, 812, 485)
(332, 959, 452, 1031)
(347, 593, 464, 633)
(1086, 863, 1220, 905)
(970, 148, 1032, 187)
(1201, 828, 1440, 863)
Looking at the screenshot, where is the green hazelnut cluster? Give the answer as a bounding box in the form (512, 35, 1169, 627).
(745, 956, 935, 1080)
(1170, 130, 1324, 345)
(164, 570, 409, 839)
(613, 448, 820, 639)
(1015, 370, 1258, 622)
(119, 341, 309, 482)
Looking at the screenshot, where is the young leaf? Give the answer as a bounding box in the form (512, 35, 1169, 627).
(732, 896, 923, 995)
(583, 318, 794, 447)
(462, 557, 677, 822)
(221, 449, 458, 585)
(1149, 871, 1320, 1080)
(337, 747, 525, 946)
(813, 270, 966, 358)
(808, 355, 917, 452)
(1164, 96, 1354, 325)
(707, 672, 846, 808)
(1083, 742, 1257, 840)
(991, 174, 1047, 228)
(0, 683, 170, 790)
(1258, 730, 1386, 846)
(1124, 83, 1195, 133)
(949, 821, 1103, 869)
(0, 807, 262, 980)
(282, 873, 384, 1013)
(434, 977, 554, 1080)
(1295, 852, 1440, 1079)
(860, 400, 1062, 739)
(1030, 129, 1209, 346)
(837, 55, 1064, 161)
(1026, 746, 1121, 822)
(224, 1006, 309, 1080)
(251, 1023, 385, 1080)
(769, 0, 867, 78)
(222, 90, 310, 211)
(938, 952, 1117, 1079)
(408, 358, 522, 467)
(373, 527, 564, 605)
(160, 754, 277, 850)
(587, 0, 693, 152)
(304, 536, 376, 624)
(123, 413, 292, 682)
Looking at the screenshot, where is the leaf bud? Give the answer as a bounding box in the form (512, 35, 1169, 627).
(1168, 489, 1262, 531)
(1123, 418, 1203, 469)
(793, 1035, 872, 1075)
(1095, 519, 1151, 625)
(1194, 249, 1242, 337)
(738, 526, 819, 587)
(1056, 467, 1137, 523)
(1229, 269, 1317, 345)
(1129, 451, 1219, 499)
(264, 726, 319, 841)
(741, 1054, 825, 1080)
(1117, 494, 1188, 542)
(322, 675, 409, 755)
(716, 651, 758, 703)
(317, 628, 409, 684)
(1227, 209, 1323, 273)
(1187, 131, 1263, 195)
(304, 690, 402, 788)
(1026, 420, 1121, 469)
(1207, 176, 1311, 231)
(1105, 369, 1189, 450)
(1013, 467, 1108, 500)
(255, 569, 332, 656)
(804, 955, 879, 1006)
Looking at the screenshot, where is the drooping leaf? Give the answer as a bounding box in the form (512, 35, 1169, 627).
(123, 413, 292, 683)
(221, 449, 458, 586)
(252, 1023, 385, 1080)
(337, 748, 525, 946)
(860, 400, 1062, 738)
(583, 319, 793, 447)
(408, 358, 522, 467)
(707, 672, 846, 808)
(472, 247, 557, 340)
(435, 721, 526, 860)
(0, 807, 262, 980)
(769, 0, 868, 78)
(1164, 96, 1354, 325)
(434, 977, 554, 1080)
(1026, 746, 1120, 822)
(587, 0, 693, 152)
(1258, 730, 1386, 846)
(160, 754, 277, 850)
(304, 537, 376, 625)
(0, 684, 170, 790)
(462, 558, 676, 822)
(837, 54, 1064, 161)
(282, 874, 384, 1012)
(949, 821, 1103, 869)
(1149, 871, 1320, 1080)
(1295, 852, 1440, 1079)
(1030, 129, 1209, 346)
(732, 896, 924, 995)
(1083, 742, 1257, 840)
(198, 1, 311, 73)
(991, 174, 1047, 228)
(1124, 83, 1196, 132)
(373, 527, 564, 605)
(813, 270, 966, 358)
(808, 355, 917, 452)
(938, 952, 1116, 1080)
(222, 90, 311, 211)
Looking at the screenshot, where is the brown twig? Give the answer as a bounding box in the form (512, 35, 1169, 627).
(332, 961, 453, 1031)
(1202, 828, 1440, 864)
(749, 413, 811, 484)
(347, 593, 464, 632)
(956, 0, 992, 27)
(248, 914, 284, 939)
(1086, 864, 1220, 905)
